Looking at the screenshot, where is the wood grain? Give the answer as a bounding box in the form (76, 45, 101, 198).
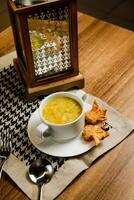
(0, 26, 15, 57)
(0, 12, 134, 200)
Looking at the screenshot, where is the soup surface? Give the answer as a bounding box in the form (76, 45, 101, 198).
(43, 96, 82, 124)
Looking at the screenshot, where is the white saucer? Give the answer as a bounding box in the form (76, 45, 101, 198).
(27, 102, 95, 157)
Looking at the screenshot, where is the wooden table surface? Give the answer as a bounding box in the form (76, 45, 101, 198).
(0, 12, 134, 200)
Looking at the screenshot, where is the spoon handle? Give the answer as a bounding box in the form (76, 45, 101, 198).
(38, 184, 43, 200)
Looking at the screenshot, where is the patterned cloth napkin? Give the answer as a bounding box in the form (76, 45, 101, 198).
(1, 53, 134, 200)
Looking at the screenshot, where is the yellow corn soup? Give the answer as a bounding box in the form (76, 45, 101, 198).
(43, 96, 82, 124)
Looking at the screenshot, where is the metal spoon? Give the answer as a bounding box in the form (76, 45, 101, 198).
(28, 158, 54, 200)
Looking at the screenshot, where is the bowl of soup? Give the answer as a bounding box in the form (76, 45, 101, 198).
(39, 92, 85, 141)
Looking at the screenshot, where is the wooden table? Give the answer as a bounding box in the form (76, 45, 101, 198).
(0, 12, 134, 200)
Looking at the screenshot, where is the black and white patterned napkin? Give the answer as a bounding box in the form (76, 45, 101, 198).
(0, 65, 68, 171)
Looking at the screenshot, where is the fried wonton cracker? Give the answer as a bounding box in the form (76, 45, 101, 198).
(85, 100, 107, 125)
(82, 124, 109, 145)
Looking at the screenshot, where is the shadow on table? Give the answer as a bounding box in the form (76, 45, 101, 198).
(78, 0, 134, 31)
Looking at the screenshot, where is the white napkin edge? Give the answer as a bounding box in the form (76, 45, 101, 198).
(3, 155, 88, 200)
(0, 51, 17, 69)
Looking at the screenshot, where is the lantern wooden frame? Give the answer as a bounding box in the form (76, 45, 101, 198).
(7, 0, 84, 100)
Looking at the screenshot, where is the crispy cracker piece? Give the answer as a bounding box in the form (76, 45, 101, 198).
(82, 125, 109, 145)
(85, 100, 107, 125)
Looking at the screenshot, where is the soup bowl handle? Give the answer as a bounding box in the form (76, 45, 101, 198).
(75, 90, 87, 101)
(36, 123, 51, 139)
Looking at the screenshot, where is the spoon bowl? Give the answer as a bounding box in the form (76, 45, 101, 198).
(28, 158, 54, 200)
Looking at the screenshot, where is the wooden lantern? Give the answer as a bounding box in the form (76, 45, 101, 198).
(7, 0, 84, 100)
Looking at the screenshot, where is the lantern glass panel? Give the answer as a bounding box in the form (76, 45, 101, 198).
(27, 6, 72, 78)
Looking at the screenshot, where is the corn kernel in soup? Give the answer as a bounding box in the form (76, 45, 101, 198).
(43, 96, 82, 124)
